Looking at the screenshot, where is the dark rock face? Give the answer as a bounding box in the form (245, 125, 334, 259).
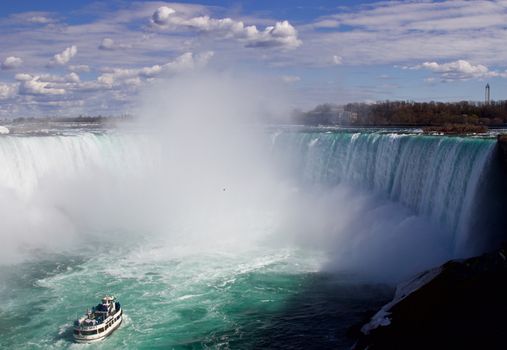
(463, 139, 507, 255)
(497, 134, 507, 166)
(353, 246, 507, 350)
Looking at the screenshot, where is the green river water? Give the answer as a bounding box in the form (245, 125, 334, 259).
(0, 241, 390, 349)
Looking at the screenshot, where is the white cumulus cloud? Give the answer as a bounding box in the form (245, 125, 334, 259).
(27, 16, 53, 24)
(49, 45, 77, 66)
(66, 72, 80, 83)
(2, 56, 23, 70)
(151, 6, 301, 49)
(332, 55, 343, 65)
(16, 74, 66, 95)
(412, 59, 507, 81)
(98, 51, 213, 87)
(99, 38, 115, 50)
(0, 83, 18, 100)
(14, 73, 33, 81)
(99, 38, 131, 50)
(9, 12, 56, 25)
(42, 73, 80, 83)
(152, 6, 176, 25)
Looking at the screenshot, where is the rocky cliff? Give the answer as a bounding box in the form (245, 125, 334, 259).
(353, 245, 507, 350)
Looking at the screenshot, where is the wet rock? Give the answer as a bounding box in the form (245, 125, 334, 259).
(353, 246, 507, 350)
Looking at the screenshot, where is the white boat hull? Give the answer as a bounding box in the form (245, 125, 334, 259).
(73, 309, 122, 343)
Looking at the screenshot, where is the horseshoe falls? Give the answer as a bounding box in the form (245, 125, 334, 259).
(271, 131, 502, 256)
(0, 129, 504, 349)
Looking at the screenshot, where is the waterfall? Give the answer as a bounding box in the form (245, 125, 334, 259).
(272, 131, 497, 255)
(0, 132, 156, 196)
(0, 130, 501, 264)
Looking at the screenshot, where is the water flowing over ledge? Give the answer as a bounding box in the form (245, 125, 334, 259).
(0, 130, 503, 262)
(272, 131, 499, 255)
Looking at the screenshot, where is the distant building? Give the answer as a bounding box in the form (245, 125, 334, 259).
(338, 111, 358, 124)
(485, 83, 491, 105)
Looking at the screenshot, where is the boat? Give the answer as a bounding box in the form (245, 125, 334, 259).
(73, 295, 123, 343)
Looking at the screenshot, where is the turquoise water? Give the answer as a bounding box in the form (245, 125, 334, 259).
(0, 242, 390, 349)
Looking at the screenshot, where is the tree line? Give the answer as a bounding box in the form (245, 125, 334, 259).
(294, 100, 507, 126)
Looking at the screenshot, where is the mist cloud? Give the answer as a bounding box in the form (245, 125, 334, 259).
(0, 70, 453, 283)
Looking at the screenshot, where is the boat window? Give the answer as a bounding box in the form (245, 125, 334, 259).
(73, 330, 80, 335)
(81, 330, 96, 336)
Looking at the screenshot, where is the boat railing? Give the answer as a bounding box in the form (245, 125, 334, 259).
(75, 306, 122, 328)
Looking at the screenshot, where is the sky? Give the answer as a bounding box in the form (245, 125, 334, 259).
(1, 0, 507, 117)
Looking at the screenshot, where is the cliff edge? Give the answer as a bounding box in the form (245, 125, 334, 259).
(353, 245, 507, 350)
(497, 134, 507, 165)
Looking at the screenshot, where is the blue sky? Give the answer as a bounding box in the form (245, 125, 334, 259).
(1, 0, 506, 117)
